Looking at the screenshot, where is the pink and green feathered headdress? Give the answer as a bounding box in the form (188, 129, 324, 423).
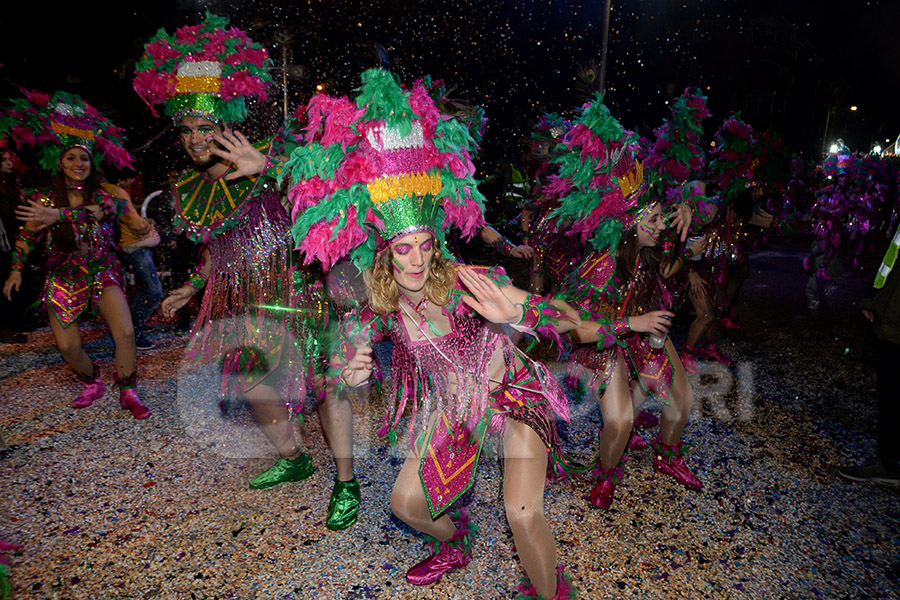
(709, 113, 756, 202)
(645, 87, 711, 191)
(751, 130, 789, 193)
(133, 12, 273, 124)
(286, 68, 487, 272)
(542, 92, 650, 254)
(0, 89, 133, 173)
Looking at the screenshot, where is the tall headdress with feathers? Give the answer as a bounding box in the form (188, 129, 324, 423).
(542, 93, 650, 254)
(286, 68, 487, 272)
(709, 113, 756, 202)
(133, 12, 273, 124)
(0, 89, 133, 173)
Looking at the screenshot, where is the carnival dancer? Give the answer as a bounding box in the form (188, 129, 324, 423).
(682, 114, 757, 367)
(549, 94, 701, 510)
(1, 90, 151, 418)
(287, 68, 579, 599)
(804, 154, 851, 280)
(520, 113, 584, 295)
(134, 13, 327, 491)
(643, 88, 715, 373)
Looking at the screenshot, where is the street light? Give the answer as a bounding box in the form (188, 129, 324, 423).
(822, 105, 858, 154)
(830, 143, 839, 153)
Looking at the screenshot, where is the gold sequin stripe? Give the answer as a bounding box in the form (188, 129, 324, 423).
(367, 172, 442, 204)
(51, 123, 94, 140)
(175, 76, 221, 94)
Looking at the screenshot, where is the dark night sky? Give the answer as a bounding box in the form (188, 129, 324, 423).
(2, 0, 898, 184)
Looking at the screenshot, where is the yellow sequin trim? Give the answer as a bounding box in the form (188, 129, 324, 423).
(618, 161, 644, 199)
(367, 172, 442, 204)
(175, 75, 221, 94)
(51, 123, 94, 140)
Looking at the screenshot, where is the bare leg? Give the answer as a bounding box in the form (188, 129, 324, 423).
(659, 337, 694, 445)
(631, 383, 647, 420)
(390, 444, 455, 540)
(97, 285, 136, 380)
(318, 385, 354, 481)
(597, 353, 634, 469)
(529, 266, 546, 295)
(686, 288, 716, 349)
(243, 382, 299, 459)
(503, 418, 557, 598)
(48, 309, 92, 377)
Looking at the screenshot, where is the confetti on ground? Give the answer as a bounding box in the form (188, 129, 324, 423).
(1, 234, 898, 599)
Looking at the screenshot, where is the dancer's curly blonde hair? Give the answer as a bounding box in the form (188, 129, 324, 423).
(364, 241, 456, 315)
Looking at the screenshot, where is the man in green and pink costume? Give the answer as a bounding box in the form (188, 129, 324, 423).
(133, 13, 336, 505)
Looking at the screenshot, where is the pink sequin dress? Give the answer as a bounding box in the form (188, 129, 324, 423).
(562, 250, 677, 403)
(340, 266, 570, 516)
(27, 186, 139, 327)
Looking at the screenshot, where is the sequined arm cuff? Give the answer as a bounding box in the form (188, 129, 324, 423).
(680, 245, 694, 262)
(17, 227, 39, 247)
(187, 272, 207, 293)
(510, 293, 577, 353)
(489, 235, 517, 256)
(9, 248, 26, 271)
(613, 318, 630, 337)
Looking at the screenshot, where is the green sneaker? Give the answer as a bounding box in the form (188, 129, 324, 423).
(326, 476, 361, 530)
(249, 453, 315, 489)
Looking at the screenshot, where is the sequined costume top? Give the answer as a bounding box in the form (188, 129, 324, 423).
(526, 198, 584, 290)
(810, 185, 848, 241)
(562, 250, 676, 403)
(18, 184, 144, 327)
(173, 154, 327, 412)
(338, 266, 570, 516)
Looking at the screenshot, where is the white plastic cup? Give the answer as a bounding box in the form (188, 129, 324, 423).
(649, 333, 667, 349)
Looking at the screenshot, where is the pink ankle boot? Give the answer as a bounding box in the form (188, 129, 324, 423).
(406, 507, 477, 585)
(653, 436, 702, 490)
(627, 432, 648, 451)
(588, 460, 625, 509)
(73, 375, 104, 408)
(514, 564, 578, 599)
(700, 343, 732, 365)
(120, 388, 150, 419)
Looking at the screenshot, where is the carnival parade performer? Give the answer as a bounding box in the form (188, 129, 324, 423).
(287, 68, 579, 599)
(804, 154, 851, 280)
(134, 13, 328, 491)
(520, 113, 584, 295)
(643, 88, 715, 373)
(0, 90, 151, 419)
(681, 114, 757, 367)
(548, 94, 702, 510)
